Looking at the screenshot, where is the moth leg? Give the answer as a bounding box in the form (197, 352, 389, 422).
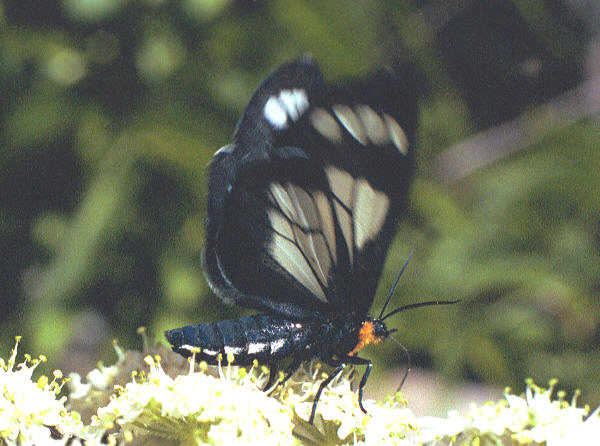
(264, 357, 302, 389)
(345, 356, 372, 414)
(263, 363, 278, 389)
(309, 362, 345, 424)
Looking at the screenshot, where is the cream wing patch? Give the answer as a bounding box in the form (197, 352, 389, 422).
(353, 178, 390, 249)
(332, 104, 367, 145)
(355, 105, 388, 145)
(325, 166, 355, 264)
(310, 107, 342, 142)
(383, 113, 409, 154)
(328, 103, 409, 154)
(268, 182, 338, 303)
(285, 185, 331, 284)
(325, 167, 391, 260)
(313, 191, 336, 264)
(270, 229, 326, 302)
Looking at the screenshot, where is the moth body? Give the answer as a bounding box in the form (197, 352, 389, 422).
(165, 313, 384, 365)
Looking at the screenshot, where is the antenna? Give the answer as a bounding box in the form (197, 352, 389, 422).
(378, 247, 413, 319)
(382, 300, 459, 321)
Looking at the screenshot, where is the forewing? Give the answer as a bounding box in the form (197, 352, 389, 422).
(277, 70, 417, 316)
(203, 58, 332, 320)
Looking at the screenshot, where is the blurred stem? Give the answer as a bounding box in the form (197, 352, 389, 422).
(28, 138, 140, 353)
(431, 74, 600, 184)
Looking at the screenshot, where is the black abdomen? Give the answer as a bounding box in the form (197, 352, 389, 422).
(165, 314, 318, 364)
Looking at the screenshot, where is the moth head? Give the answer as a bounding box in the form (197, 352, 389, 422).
(347, 317, 389, 356)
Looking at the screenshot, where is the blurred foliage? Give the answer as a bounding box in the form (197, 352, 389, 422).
(1, 0, 598, 414)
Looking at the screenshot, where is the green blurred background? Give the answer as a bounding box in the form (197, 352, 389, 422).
(1, 0, 599, 415)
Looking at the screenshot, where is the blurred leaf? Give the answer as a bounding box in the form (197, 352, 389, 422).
(136, 22, 186, 82)
(4, 95, 74, 147)
(466, 334, 513, 384)
(272, 0, 381, 75)
(183, 0, 232, 22)
(62, 0, 125, 22)
(30, 305, 72, 354)
(161, 258, 205, 307)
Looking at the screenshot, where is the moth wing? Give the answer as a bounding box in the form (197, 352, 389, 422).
(204, 59, 417, 320)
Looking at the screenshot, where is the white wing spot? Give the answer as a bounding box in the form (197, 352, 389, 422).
(332, 104, 367, 145)
(292, 89, 309, 116)
(264, 96, 288, 129)
(264, 89, 309, 130)
(354, 178, 390, 249)
(279, 89, 309, 121)
(355, 105, 388, 145)
(310, 107, 342, 142)
(278, 90, 300, 121)
(383, 113, 409, 155)
(265, 96, 287, 130)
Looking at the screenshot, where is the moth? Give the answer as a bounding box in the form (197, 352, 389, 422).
(166, 57, 424, 423)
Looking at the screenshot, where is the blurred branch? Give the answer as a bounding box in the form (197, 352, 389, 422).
(431, 53, 600, 184)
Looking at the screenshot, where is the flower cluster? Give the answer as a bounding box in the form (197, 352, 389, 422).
(84, 353, 298, 445)
(417, 379, 600, 446)
(1, 336, 599, 445)
(0, 337, 85, 445)
(282, 364, 418, 445)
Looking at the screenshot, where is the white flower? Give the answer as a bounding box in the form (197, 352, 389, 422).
(0, 337, 85, 445)
(68, 341, 126, 399)
(415, 411, 466, 443)
(87, 354, 298, 445)
(355, 399, 420, 446)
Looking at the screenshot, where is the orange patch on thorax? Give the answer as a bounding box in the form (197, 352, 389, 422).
(348, 320, 383, 356)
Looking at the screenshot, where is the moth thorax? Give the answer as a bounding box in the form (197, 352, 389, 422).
(348, 319, 385, 356)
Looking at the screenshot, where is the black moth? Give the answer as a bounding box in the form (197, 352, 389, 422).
(166, 57, 422, 423)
